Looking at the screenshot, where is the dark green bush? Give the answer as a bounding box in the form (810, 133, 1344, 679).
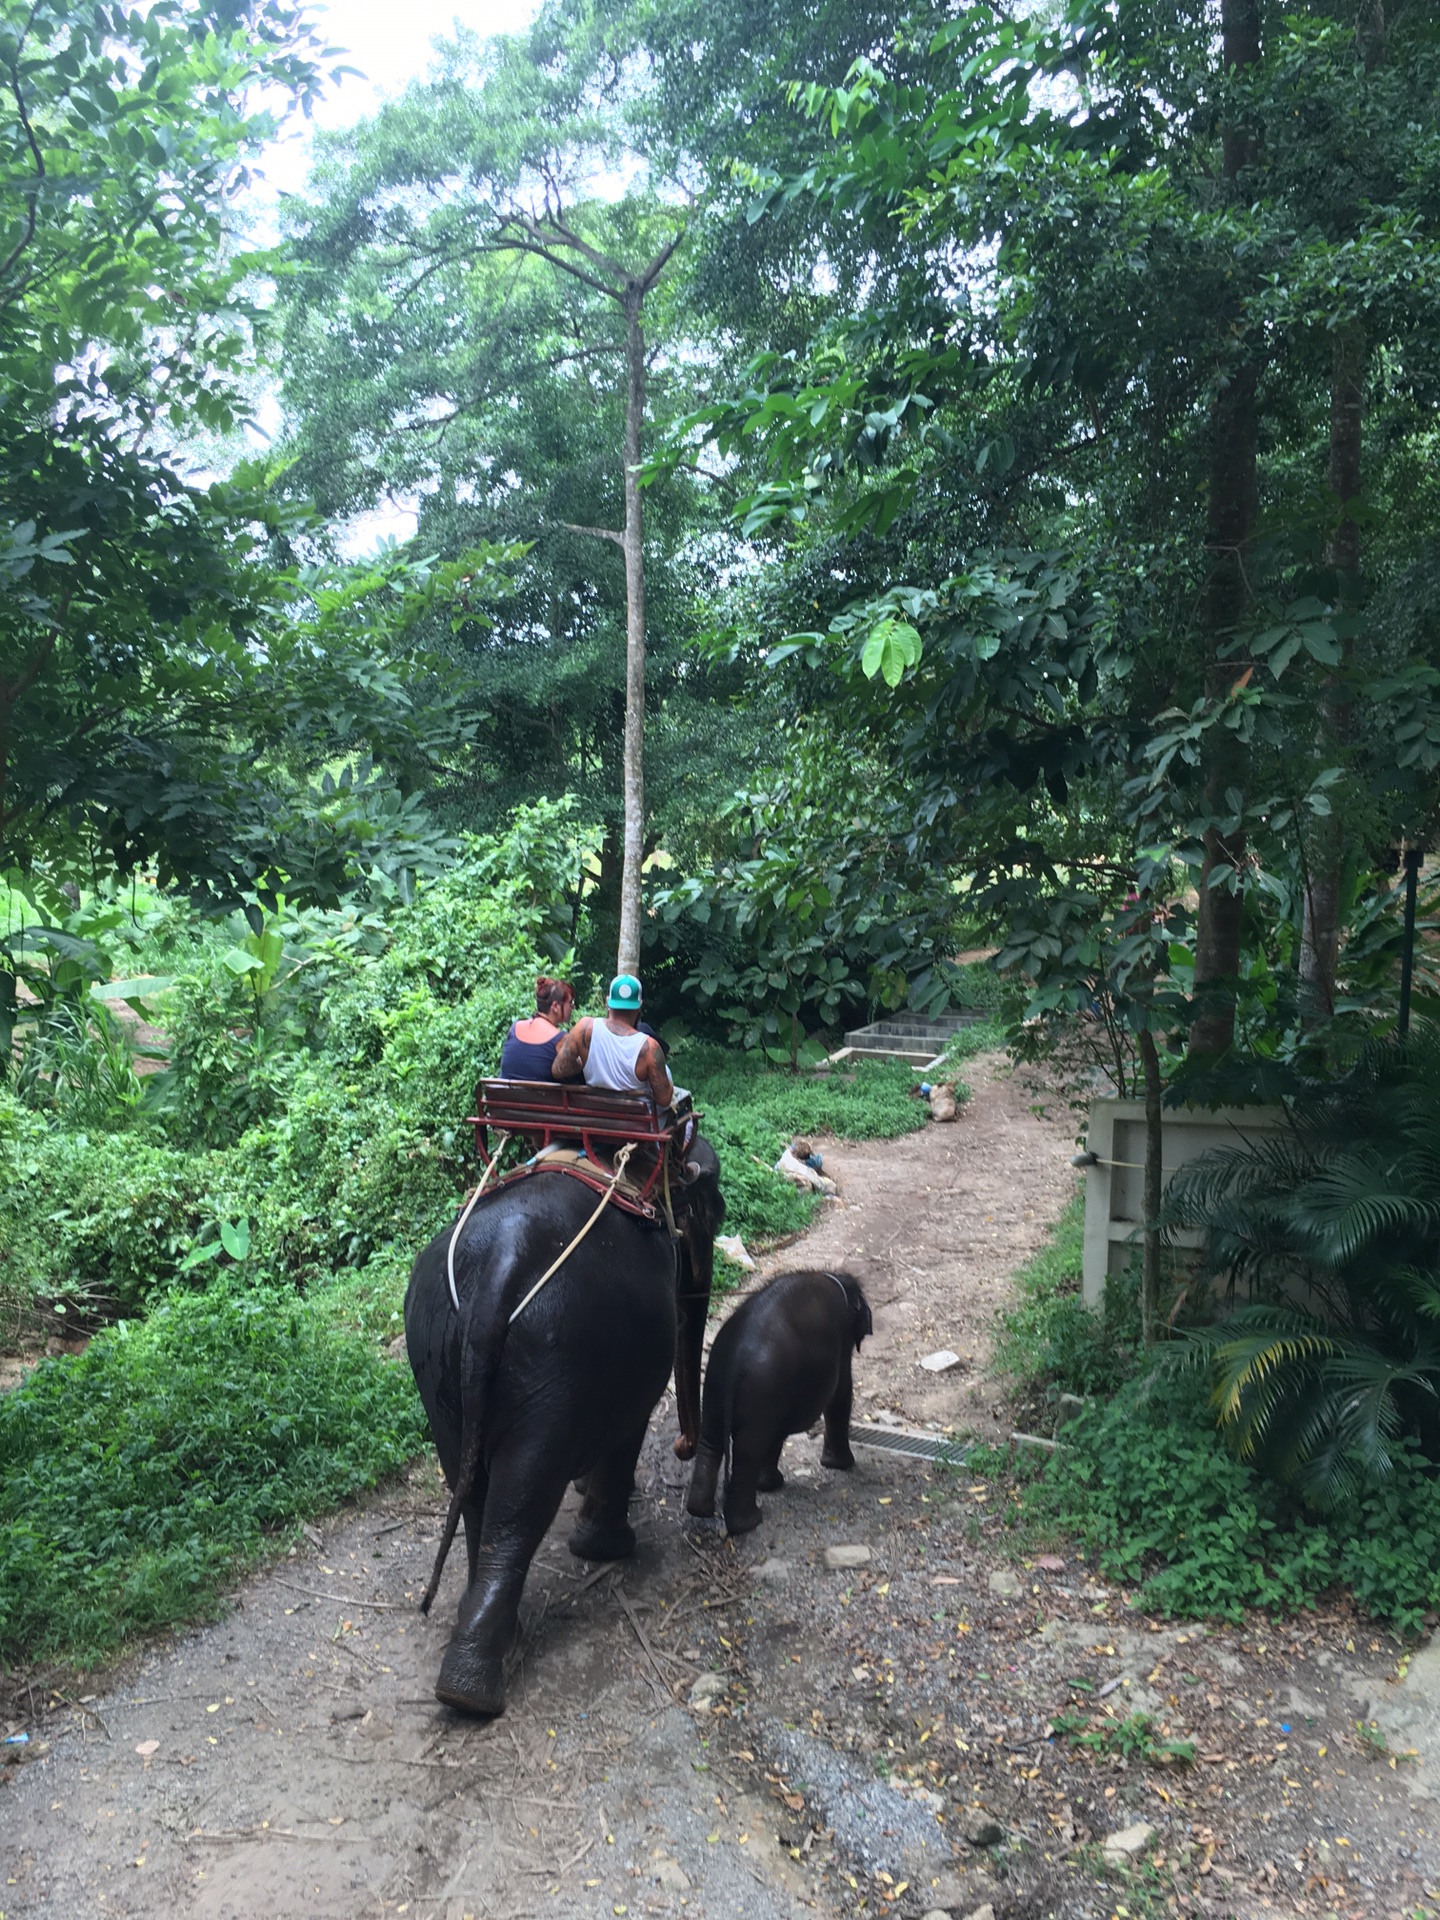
(1021, 1374, 1440, 1635)
(0, 1122, 234, 1316)
(685, 1044, 928, 1139)
(993, 1189, 1142, 1400)
(1162, 1024, 1440, 1506)
(948, 961, 1008, 1012)
(0, 1284, 428, 1665)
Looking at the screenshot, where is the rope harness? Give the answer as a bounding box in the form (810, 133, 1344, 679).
(506, 1142, 635, 1324)
(446, 1139, 513, 1312)
(445, 1140, 643, 1320)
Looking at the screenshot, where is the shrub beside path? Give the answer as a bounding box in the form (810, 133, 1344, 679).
(2, 1059, 1438, 1918)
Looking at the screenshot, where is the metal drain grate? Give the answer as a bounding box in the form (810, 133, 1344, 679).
(851, 1424, 971, 1466)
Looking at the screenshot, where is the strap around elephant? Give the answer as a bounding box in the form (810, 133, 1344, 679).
(507, 1141, 637, 1325)
(445, 1136, 518, 1312)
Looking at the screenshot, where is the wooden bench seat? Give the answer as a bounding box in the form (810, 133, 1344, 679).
(467, 1079, 682, 1203)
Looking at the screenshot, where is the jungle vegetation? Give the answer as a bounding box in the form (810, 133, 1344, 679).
(2, 0, 1439, 1655)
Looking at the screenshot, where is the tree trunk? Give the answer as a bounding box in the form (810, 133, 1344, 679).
(1188, 0, 1262, 1058)
(1299, 322, 1365, 1019)
(1299, 6, 1382, 1020)
(1138, 1026, 1164, 1346)
(0, 961, 15, 1079)
(616, 291, 647, 979)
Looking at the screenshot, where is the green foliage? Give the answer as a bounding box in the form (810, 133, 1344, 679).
(654, 763, 966, 1057)
(0, 1121, 230, 1319)
(947, 962, 1008, 1012)
(1160, 1026, 1440, 1507)
(0, 2, 505, 912)
(682, 1043, 927, 1245)
(686, 0, 1440, 1067)
(993, 1190, 1141, 1401)
(13, 999, 146, 1131)
(1023, 1375, 1440, 1636)
(1049, 1709, 1194, 1769)
(935, 1017, 1008, 1074)
(158, 948, 298, 1149)
(0, 1285, 427, 1665)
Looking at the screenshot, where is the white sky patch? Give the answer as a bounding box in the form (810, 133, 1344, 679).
(223, 0, 543, 550)
(258, 0, 540, 198)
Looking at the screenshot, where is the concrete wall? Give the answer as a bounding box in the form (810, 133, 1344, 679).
(1081, 1099, 1286, 1309)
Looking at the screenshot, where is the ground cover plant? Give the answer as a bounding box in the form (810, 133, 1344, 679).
(992, 1188, 1141, 1406)
(685, 1042, 932, 1247)
(0, 1284, 429, 1666)
(1012, 1377, 1440, 1638)
(1159, 1026, 1440, 1508)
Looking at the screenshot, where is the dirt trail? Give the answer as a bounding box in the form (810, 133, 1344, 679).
(747, 1052, 1075, 1432)
(3, 1058, 1439, 1919)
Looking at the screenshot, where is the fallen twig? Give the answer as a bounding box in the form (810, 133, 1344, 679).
(615, 1585, 673, 1706)
(272, 1578, 403, 1611)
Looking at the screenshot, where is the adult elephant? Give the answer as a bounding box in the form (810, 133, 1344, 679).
(405, 1139, 723, 1716)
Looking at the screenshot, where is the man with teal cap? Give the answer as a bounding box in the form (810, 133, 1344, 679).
(552, 973, 674, 1111)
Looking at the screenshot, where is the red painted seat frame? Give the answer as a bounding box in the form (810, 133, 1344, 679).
(467, 1078, 679, 1207)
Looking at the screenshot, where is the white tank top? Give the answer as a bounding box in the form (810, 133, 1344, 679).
(584, 1020, 649, 1095)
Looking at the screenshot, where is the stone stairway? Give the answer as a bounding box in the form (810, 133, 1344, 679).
(835, 1008, 990, 1069)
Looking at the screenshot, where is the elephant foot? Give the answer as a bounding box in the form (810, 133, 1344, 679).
(820, 1445, 856, 1471)
(756, 1465, 785, 1492)
(435, 1641, 507, 1718)
(673, 1432, 697, 1460)
(567, 1517, 636, 1561)
(723, 1497, 763, 1537)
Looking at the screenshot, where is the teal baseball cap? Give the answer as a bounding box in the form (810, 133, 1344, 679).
(607, 973, 643, 1010)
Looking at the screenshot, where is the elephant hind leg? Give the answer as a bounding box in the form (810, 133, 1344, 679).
(569, 1421, 647, 1562)
(756, 1434, 786, 1493)
(722, 1436, 768, 1536)
(437, 1447, 569, 1718)
(820, 1367, 856, 1471)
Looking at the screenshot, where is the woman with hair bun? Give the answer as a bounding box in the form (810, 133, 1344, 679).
(498, 977, 575, 1081)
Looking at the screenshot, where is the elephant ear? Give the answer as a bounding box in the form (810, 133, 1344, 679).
(854, 1290, 874, 1352)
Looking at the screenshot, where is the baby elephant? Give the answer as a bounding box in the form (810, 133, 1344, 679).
(686, 1268, 873, 1535)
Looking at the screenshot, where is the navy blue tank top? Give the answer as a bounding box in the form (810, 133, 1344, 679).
(499, 1023, 563, 1081)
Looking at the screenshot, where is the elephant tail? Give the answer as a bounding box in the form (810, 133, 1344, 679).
(419, 1256, 509, 1617)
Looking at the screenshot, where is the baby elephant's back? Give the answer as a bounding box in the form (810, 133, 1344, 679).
(714, 1269, 858, 1437)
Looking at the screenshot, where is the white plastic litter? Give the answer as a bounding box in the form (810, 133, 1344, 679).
(774, 1146, 838, 1195)
(715, 1233, 756, 1271)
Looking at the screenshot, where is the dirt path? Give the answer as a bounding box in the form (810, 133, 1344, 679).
(3, 1058, 1439, 1919)
(748, 1052, 1075, 1433)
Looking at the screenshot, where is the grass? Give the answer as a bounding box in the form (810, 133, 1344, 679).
(1049, 1708, 1195, 1767)
(682, 1042, 932, 1249)
(0, 1284, 428, 1666)
(935, 1016, 1008, 1073)
(992, 1186, 1140, 1402)
(963, 1370, 1440, 1635)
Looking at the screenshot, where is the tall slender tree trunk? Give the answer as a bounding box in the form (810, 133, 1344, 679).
(1138, 1025, 1164, 1346)
(497, 218, 680, 982)
(1298, 5, 1382, 1021)
(617, 290, 647, 979)
(1299, 321, 1365, 1018)
(1189, 0, 1262, 1058)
